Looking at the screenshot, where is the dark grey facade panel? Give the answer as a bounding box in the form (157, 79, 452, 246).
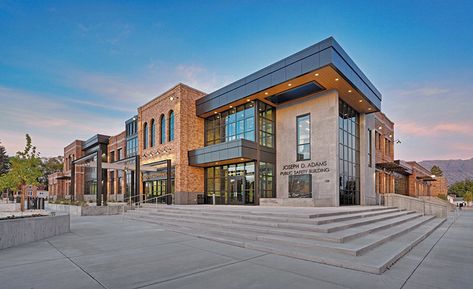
(188, 139, 275, 166)
(83, 134, 110, 150)
(196, 37, 382, 116)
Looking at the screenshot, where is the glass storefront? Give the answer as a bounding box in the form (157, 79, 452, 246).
(338, 100, 360, 205)
(84, 155, 97, 196)
(143, 167, 175, 203)
(205, 162, 255, 205)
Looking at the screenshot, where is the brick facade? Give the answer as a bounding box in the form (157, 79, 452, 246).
(107, 131, 126, 201)
(374, 112, 395, 194)
(138, 83, 205, 204)
(430, 176, 448, 197)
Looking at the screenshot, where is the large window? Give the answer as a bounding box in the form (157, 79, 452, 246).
(168, 110, 174, 141)
(289, 174, 312, 198)
(258, 102, 275, 148)
(296, 114, 311, 161)
(109, 171, 115, 195)
(205, 102, 255, 145)
(368, 129, 372, 167)
(259, 162, 275, 198)
(339, 100, 360, 205)
(150, 119, 155, 147)
(126, 137, 138, 157)
(143, 122, 148, 149)
(117, 171, 123, 195)
(160, 114, 166, 144)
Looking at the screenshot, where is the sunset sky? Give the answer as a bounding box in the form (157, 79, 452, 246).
(0, 0, 472, 161)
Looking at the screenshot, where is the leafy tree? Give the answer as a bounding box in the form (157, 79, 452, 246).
(448, 179, 473, 197)
(39, 156, 64, 188)
(464, 191, 473, 204)
(0, 134, 42, 210)
(0, 141, 9, 175)
(430, 165, 443, 177)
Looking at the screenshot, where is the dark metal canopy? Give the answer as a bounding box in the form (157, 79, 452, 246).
(376, 162, 412, 175)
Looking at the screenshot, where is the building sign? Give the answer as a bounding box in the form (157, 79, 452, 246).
(280, 161, 330, 176)
(143, 167, 175, 181)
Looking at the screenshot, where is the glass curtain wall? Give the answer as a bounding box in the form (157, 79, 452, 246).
(205, 102, 255, 145)
(338, 100, 360, 205)
(258, 102, 275, 148)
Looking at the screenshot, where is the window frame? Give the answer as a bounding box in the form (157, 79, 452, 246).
(296, 113, 311, 161)
(160, 114, 166, 144)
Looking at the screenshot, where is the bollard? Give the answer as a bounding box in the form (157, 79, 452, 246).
(212, 193, 216, 206)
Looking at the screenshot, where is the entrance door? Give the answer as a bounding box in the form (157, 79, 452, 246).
(228, 176, 245, 205)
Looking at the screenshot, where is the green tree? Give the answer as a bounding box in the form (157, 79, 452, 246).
(464, 191, 473, 204)
(0, 134, 42, 210)
(430, 165, 443, 177)
(0, 141, 9, 175)
(39, 156, 64, 188)
(448, 179, 473, 197)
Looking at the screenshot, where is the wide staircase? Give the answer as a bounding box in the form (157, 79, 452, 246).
(124, 205, 445, 274)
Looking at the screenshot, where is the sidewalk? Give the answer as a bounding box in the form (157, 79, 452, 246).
(0, 211, 470, 289)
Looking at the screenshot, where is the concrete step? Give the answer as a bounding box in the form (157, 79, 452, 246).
(130, 206, 401, 225)
(242, 215, 435, 256)
(125, 209, 421, 245)
(128, 211, 432, 257)
(276, 210, 416, 233)
(193, 217, 446, 274)
(312, 208, 403, 224)
(127, 207, 412, 233)
(136, 205, 393, 219)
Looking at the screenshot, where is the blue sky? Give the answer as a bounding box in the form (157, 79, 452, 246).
(0, 0, 472, 160)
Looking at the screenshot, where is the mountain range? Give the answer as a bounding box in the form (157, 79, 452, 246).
(419, 158, 473, 186)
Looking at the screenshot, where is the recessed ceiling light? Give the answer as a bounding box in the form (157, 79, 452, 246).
(169, 96, 174, 101)
(389, 134, 393, 138)
(247, 99, 250, 102)
(314, 73, 319, 76)
(359, 99, 363, 103)
(288, 83, 292, 87)
(348, 90, 352, 93)
(378, 126, 382, 130)
(265, 92, 268, 95)
(335, 78, 339, 81)
(229, 105, 233, 108)
(240, 158, 244, 161)
(368, 108, 372, 111)
(214, 111, 217, 114)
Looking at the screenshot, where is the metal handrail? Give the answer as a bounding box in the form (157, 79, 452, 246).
(121, 193, 174, 221)
(130, 194, 174, 207)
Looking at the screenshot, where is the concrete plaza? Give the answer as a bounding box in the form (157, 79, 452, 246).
(0, 210, 471, 289)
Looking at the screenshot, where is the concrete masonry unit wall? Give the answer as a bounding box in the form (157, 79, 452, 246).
(0, 214, 70, 250)
(46, 203, 126, 216)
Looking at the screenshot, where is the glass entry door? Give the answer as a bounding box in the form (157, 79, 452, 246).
(228, 176, 245, 205)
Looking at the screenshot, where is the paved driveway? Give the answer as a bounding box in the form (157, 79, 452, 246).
(0, 210, 470, 289)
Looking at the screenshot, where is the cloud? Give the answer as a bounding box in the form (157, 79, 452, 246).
(396, 121, 473, 137)
(0, 86, 125, 156)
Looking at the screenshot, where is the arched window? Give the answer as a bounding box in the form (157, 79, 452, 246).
(168, 110, 174, 141)
(160, 114, 166, 144)
(143, 122, 148, 149)
(150, 119, 155, 147)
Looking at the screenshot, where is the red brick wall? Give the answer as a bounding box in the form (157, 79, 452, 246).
(138, 83, 206, 204)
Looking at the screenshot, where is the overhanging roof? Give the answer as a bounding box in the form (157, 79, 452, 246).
(196, 37, 382, 116)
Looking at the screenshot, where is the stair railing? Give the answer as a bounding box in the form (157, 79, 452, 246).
(121, 193, 174, 220)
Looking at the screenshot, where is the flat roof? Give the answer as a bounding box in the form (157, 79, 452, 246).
(196, 37, 382, 116)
